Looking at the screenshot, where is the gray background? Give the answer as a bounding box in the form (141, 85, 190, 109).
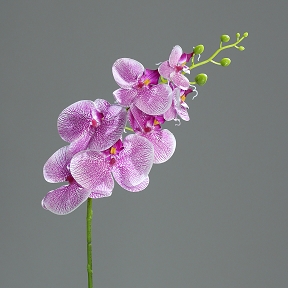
(1, 1, 287, 287)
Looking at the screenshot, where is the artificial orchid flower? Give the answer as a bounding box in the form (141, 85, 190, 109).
(70, 134, 154, 193)
(42, 146, 111, 215)
(112, 58, 172, 115)
(128, 105, 176, 164)
(164, 87, 194, 122)
(158, 45, 192, 90)
(57, 99, 127, 153)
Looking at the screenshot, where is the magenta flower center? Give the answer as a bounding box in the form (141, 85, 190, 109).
(175, 65, 183, 72)
(65, 174, 74, 184)
(91, 118, 98, 127)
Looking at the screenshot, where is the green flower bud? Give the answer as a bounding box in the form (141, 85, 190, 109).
(238, 46, 245, 51)
(220, 34, 230, 42)
(220, 58, 231, 67)
(195, 73, 208, 86)
(193, 45, 205, 55)
(243, 32, 249, 37)
(236, 32, 240, 39)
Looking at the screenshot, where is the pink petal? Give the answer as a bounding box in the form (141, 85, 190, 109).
(112, 58, 144, 89)
(43, 146, 71, 183)
(89, 189, 112, 198)
(177, 105, 190, 121)
(57, 100, 95, 143)
(113, 88, 138, 106)
(169, 45, 183, 67)
(112, 134, 154, 187)
(158, 61, 174, 79)
(118, 176, 150, 192)
(41, 182, 91, 215)
(170, 72, 190, 90)
(70, 151, 114, 191)
(88, 105, 127, 151)
(135, 84, 172, 115)
(128, 104, 153, 131)
(163, 102, 177, 121)
(142, 129, 176, 164)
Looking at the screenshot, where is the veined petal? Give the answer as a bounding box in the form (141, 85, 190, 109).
(142, 129, 176, 164)
(112, 134, 154, 186)
(158, 61, 174, 79)
(169, 45, 183, 67)
(88, 105, 127, 151)
(41, 182, 91, 215)
(70, 151, 114, 191)
(43, 146, 71, 183)
(117, 176, 149, 192)
(128, 104, 153, 131)
(177, 105, 190, 121)
(135, 84, 172, 115)
(113, 88, 138, 106)
(57, 100, 95, 143)
(112, 58, 144, 89)
(163, 103, 177, 121)
(170, 72, 190, 90)
(89, 189, 112, 199)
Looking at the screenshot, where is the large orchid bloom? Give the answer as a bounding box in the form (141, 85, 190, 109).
(70, 134, 154, 193)
(112, 58, 172, 115)
(164, 87, 194, 122)
(42, 146, 111, 215)
(128, 105, 176, 164)
(158, 45, 192, 90)
(57, 99, 127, 153)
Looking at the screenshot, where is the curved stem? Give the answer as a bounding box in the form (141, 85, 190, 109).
(87, 198, 93, 288)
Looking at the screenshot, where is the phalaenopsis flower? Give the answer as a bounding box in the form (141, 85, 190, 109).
(112, 58, 172, 115)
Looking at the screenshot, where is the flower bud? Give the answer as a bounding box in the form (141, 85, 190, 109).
(243, 32, 249, 37)
(193, 45, 205, 55)
(220, 35, 230, 42)
(195, 73, 208, 86)
(236, 32, 240, 39)
(238, 46, 245, 51)
(220, 58, 231, 67)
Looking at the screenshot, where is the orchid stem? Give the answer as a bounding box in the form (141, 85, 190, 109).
(87, 198, 93, 288)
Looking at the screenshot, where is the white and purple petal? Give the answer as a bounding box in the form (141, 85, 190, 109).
(41, 182, 91, 215)
(43, 146, 71, 183)
(89, 189, 113, 199)
(142, 129, 176, 164)
(134, 84, 172, 115)
(158, 61, 174, 79)
(112, 58, 144, 89)
(118, 176, 150, 192)
(70, 151, 114, 192)
(112, 134, 154, 187)
(113, 88, 138, 107)
(170, 72, 190, 90)
(57, 100, 96, 143)
(169, 45, 183, 67)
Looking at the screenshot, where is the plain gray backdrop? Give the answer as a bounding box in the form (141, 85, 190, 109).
(1, 1, 287, 287)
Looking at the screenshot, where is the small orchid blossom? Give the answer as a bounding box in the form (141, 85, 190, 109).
(112, 58, 172, 115)
(128, 105, 176, 164)
(57, 99, 127, 153)
(42, 146, 111, 215)
(70, 134, 154, 193)
(158, 45, 193, 90)
(164, 87, 194, 122)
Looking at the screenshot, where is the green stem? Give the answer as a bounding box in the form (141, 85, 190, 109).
(190, 36, 245, 70)
(87, 198, 93, 288)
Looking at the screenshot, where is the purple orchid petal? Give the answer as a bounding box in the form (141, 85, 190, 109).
(158, 61, 174, 79)
(112, 58, 144, 89)
(113, 88, 138, 106)
(170, 72, 190, 90)
(135, 84, 172, 115)
(118, 176, 150, 192)
(70, 151, 114, 192)
(169, 45, 182, 67)
(112, 134, 154, 187)
(142, 129, 176, 164)
(94, 98, 111, 113)
(177, 105, 190, 121)
(68, 132, 91, 155)
(41, 182, 91, 215)
(43, 146, 71, 183)
(129, 104, 153, 131)
(88, 105, 126, 151)
(163, 102, 177, 121)
(89, 189, 112, 199)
